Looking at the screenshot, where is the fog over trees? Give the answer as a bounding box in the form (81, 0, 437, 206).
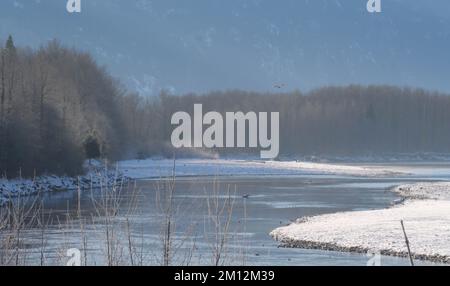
(1, 37, 450, 178)
(154, 87, 450, 157)
(0, 37, 128, 177)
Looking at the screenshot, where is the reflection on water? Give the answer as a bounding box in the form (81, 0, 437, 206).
(10, 163, 450, 266)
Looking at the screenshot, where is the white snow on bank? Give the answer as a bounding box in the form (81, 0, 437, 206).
(0, 162, 129, 207)
(118, 158, 401, 179)
(0, 157, 404, 208)
(271, 182, 450, 263)
(393, 182, 450, 200)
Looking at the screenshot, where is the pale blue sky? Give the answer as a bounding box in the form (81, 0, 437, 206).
(1, 0, 450, 95)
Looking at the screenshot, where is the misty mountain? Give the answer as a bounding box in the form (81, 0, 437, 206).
(1, 0, 450, 95)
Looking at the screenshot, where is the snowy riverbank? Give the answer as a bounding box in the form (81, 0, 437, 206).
(0, 161, 130, 207)
(271, 182, 450, 263)
(1, 158, 404, 208)
(118, 158, 403, 179)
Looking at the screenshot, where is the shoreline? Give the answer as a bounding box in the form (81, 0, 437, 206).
(271, 182, 450, 264)
(118, 158, 404, 179)
(275, 239, 449, 264)
(0, 161, 130, 207)
(0, 158, 408, 208)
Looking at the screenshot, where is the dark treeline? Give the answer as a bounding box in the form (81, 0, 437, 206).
(150, 87, 450, 157)
(0, 37, 130, 177)
(2, 37, 450, 178)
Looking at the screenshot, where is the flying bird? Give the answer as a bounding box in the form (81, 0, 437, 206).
(273, 83, 286, 89)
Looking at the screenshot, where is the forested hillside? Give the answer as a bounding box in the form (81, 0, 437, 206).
(149, 87, 450, 157)
(0, 37, 129, 177)
(2, 37, 450, 178)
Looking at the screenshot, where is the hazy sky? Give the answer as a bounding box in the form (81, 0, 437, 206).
(1, 0, 450, 95)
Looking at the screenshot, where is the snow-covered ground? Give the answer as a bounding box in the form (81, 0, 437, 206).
(0, 161, 128, 207)
(271, 182, 450, 263)
(1, 158, 401, 208)
(393, 182, 450, 200)
(118, 158, 402, 179)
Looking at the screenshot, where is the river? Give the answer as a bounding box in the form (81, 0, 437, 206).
(9, 162, 450, 266)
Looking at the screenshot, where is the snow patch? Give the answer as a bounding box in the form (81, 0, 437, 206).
(0, 161, 129, 207)
(271, 182, 450, 263)
(118, 158, 402, 179)
(393, 182, 450, 200)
